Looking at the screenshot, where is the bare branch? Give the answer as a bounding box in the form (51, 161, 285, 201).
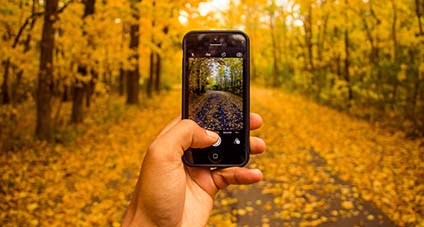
(12, 0, 74, 49)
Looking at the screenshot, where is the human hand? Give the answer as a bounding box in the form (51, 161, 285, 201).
(122, 113, 266, 227)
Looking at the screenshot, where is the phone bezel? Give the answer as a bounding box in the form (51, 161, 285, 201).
(181, 30, 250, 167)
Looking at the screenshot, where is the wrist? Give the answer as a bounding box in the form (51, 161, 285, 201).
(121, 202, 157, 227)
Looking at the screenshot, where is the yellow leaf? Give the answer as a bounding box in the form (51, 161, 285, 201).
(30, 219, 39, 226)
(237, 209, 246, 216)
(27, 203, 38, 211)
(341, 201, 354, 210)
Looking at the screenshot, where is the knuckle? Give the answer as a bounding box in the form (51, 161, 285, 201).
(147, 141, 162, 159)
(148, 141, 159, 153)
(180, 119, 197, 128)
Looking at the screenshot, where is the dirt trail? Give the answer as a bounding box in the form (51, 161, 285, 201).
(190, 90, 243, 130)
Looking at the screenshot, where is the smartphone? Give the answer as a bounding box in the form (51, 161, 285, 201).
(182, 30, 250, 167)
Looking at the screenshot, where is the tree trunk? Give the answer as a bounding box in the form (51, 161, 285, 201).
(406, 48, 422, 129)
(410, 77, 419, 117)
(154, 52, 161, 93)
(303, 3, 314, 72)
(317, 13, 329, 61)
(71, 0, 95, 123)
(147, 12, 156, 98)
(71, 66, 86, 123)
(119, 22, 128, 96)
(62, 85, 70, 101)
(269, 2, 279, 87)
(126, 63, 140, 104)
(119, 66, 126, 96)
(147, 50, 155, 98)
(36, 0, 58, 140)
(153, 26, 168, 94)
(71, 85, 85, 123)
(390, 0, 399, 108)
(126, 7, 140, 104)
(344, 0, 353, 104)
(86, 70, 96, 107)
(1, 59, 11, 104)
(336, 53, 341, 78)
(13, 70, 23, 103)
(344, 29, 353, 103)
(416, 0, 423, 36)
(303, 3, 317, 97)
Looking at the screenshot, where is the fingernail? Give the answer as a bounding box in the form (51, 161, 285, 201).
(251, 169, 262, 175)
(205, 130, 219, 139)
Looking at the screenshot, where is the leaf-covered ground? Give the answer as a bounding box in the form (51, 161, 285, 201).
(211, 88, 424, 227)
(189, 90, 243, 131)
(1, 87, 423, 227)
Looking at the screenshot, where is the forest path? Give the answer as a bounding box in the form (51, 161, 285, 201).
(1, 86, 422, 227)
(190, 90, 243, 130)
(209, 87, 422, 227)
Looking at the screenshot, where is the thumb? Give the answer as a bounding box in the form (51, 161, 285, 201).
(148, 119, 219, 161)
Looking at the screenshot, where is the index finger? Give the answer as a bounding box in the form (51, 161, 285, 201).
(250, 113, 263, 130)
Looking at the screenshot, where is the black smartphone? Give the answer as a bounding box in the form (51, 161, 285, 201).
(182, 30, 250, 167)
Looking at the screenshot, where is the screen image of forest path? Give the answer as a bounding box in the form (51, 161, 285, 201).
(189, 90, 243, 130)
(1, 0, 424, 227)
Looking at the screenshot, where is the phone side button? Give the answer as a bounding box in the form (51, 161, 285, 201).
(208, 150, 223, 163)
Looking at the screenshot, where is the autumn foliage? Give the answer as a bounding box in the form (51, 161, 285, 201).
(1, 0, 423, 226)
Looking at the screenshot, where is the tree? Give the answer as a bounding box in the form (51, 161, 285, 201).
(343, 0, 353, 104)
(268, 0, 280, 87)
(126, 0, 141, 104)
(36, 0, 58, 140)
(1, 1, 40, 105)
(71, 0, 96, 123)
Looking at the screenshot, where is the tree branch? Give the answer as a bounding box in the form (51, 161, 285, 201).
(12, 0, 74, 49)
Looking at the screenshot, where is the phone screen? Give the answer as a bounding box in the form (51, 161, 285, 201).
(183, 31, 249, 166)
(187, 57, 243, 131)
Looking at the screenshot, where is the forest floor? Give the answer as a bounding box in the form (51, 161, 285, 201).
(1, 86, 423, 227)
(189, 90, 243, 130)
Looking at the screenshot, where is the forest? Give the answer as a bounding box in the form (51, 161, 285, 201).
(1, 0, 423, 226)
(188, 57, 243, 95)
